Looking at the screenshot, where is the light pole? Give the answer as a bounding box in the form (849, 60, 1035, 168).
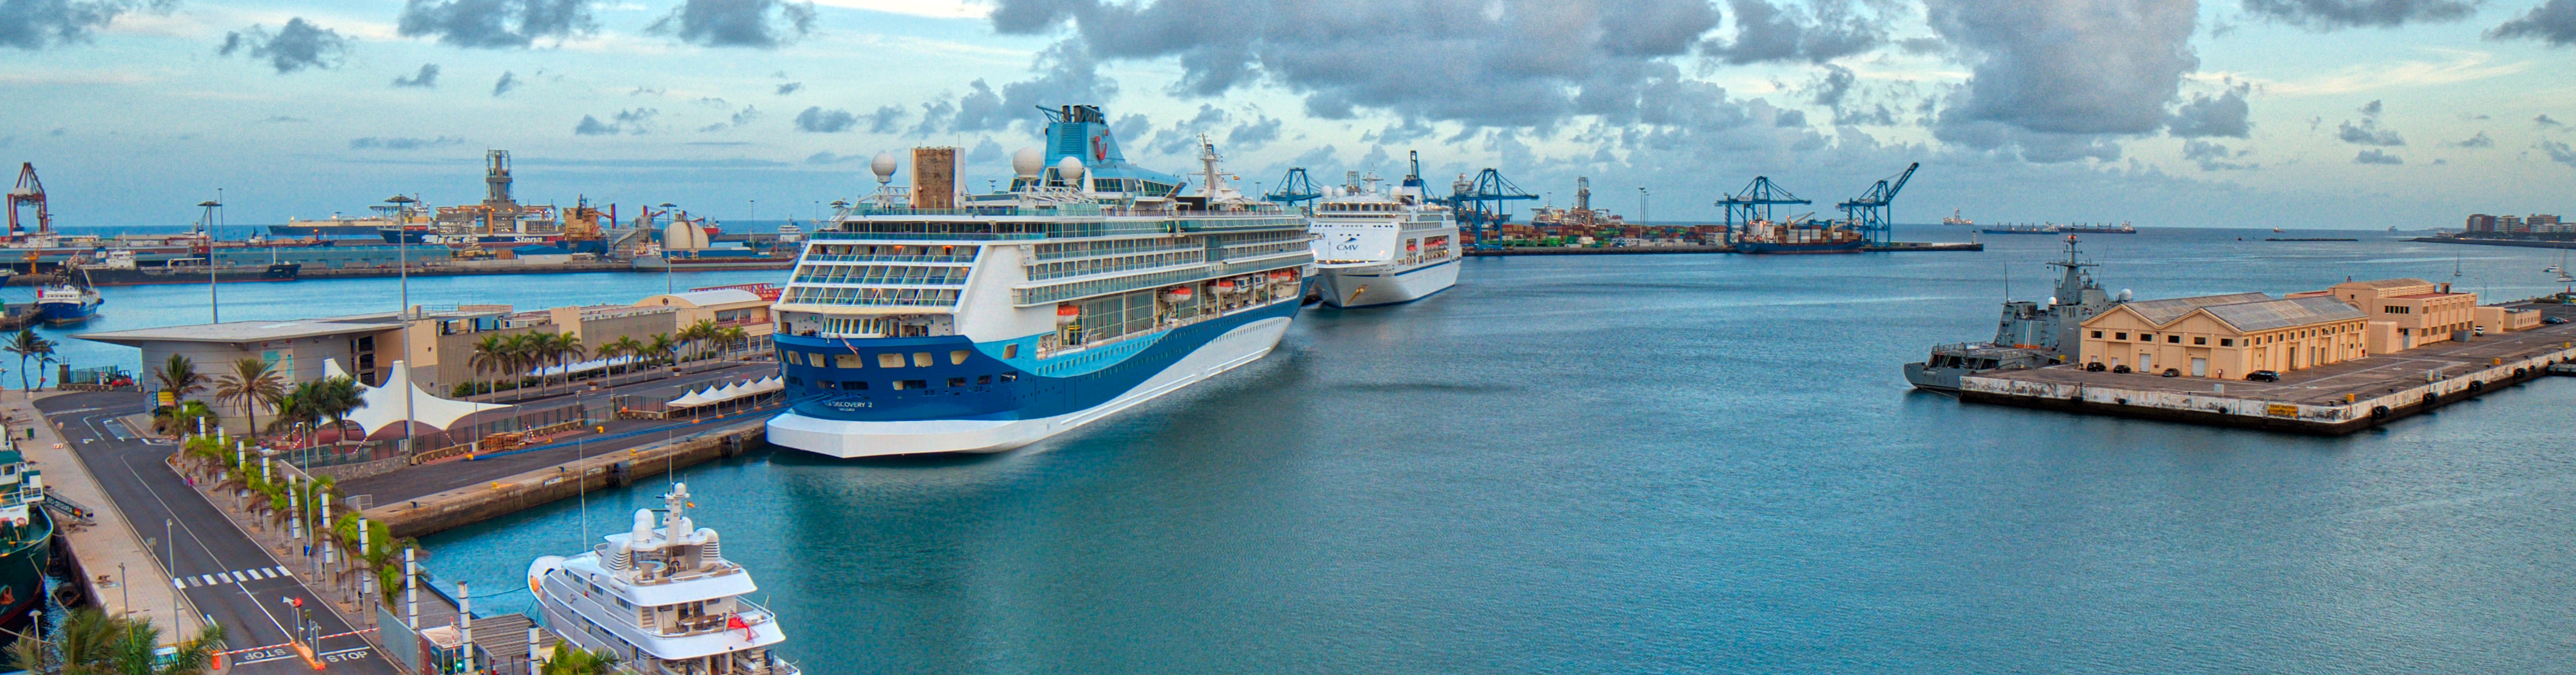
(197, 200, 221, 322)
(386, 195, 419, 456)
(659, 202, 678, 295)
(1639, 187, 1649, 227)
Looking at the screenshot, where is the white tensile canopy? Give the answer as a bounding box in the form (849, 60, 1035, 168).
(325, 359, 512, 435)
(665, 377, 783, 409)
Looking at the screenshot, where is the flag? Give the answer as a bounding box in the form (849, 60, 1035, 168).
(727, 612, 751, 640)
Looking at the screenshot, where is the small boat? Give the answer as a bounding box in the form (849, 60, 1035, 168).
(528, 483, 798, 675)
(33, 279, 100, 324)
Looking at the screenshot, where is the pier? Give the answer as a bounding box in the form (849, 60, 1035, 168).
(1960, 303, 2576, 434)
(1465, 241, 1980, 257)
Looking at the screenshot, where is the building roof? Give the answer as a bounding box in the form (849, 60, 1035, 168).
(2113, 292, 2276, 325)
(78, 315, 409, 345)
(2338, 277, 2435, 290)
(2199, 295, 2368, 332)
(651, 289, 763, 307)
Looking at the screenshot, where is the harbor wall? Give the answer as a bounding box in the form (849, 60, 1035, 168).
(363, 421, 767, 539)
(1960, 344, 2576, 434)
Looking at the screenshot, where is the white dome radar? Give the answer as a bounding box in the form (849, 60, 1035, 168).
(870, 152, 897, 184)
(2119, 288, 2134, 301)
(1056, 155, 1086, 185)
(1013, 147, 1044, 178)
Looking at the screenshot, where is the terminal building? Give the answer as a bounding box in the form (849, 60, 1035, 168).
(2077, 278, 2541, 379)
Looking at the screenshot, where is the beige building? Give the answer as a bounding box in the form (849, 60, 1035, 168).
(2295, 278, 2478, 351)
(2079, 293, 2369, 378)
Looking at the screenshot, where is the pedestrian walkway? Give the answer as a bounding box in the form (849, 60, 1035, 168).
(174, 566, 294, 588)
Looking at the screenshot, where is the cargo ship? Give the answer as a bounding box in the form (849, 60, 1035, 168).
(1307, 157, 1459, 308)
(1981, 224, 2058, 234)
(1941, 209, 1973, 226)
(74, 250, 300, 286)
(2059, 221, 2136, 234)
(1731, 217, 1866, 254)
(764, 105, 1312, 458)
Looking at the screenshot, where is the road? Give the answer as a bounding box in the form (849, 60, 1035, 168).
(38, 392, 396, 675)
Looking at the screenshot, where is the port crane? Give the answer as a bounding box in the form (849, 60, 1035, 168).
(1836, 162, 1917, 247)
(7, 163, 52, 237)
(1263, 167, 1322, 205)
(1715, 176, 1811, 245)
(1439, 168, 1538, 247)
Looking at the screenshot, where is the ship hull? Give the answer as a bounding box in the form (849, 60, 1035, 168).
(79, 264, 300, 287)
(632, 257, 797, 272)
(0, 513, 54, 638)
(1902, 362, 1966, 392)
(1316, 259, 1457, 308)
(766, 303, 1297, 458)
(34, 300, 98, 324)
(1734, 241, 1866, 254)
(268, 224, 384, 238)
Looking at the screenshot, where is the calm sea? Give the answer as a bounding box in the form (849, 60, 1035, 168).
(81, 226, 2576, 673)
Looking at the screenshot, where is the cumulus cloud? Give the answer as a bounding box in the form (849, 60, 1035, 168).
(982, 0, 1731, 129)
(2488, 0, 2576, 45)
(927, 40, 1117, 133)
(1775, 108, 1807, 127)
(1927, 0, 2200, 163)
(2540, 114, 2565, 128)
(2354, 148, 2403, 164)
(966, 139, 1004, 164)
(1148, 104, 1233, 155)
(864, 105, 906, 134)
(805, 151, 864, 164)
(2447, 131, 2493, 148)
(2540, 140, 2576, 169)
(219, 18, 349, 74)
(392, 63, 440, 88)
(794, 106, 855, 132)
(774, 82, 801, 95)
(349, 136, 466, 149)
(697, 105, 758, 131)
(2166, 84, 2250, 138)
(396, 0, 599, 49)
(2334, 100, 2405, 145)
(1227, 115, 1282, 150)
(1707, 0, 1882, 65)
(574, 108, 655, 135)
(1, 0, 170, 50)
(2182, 139, 2256, 170)
(492, 70, 521, 96)
(647, 0, 816, 49)
(2242, 0, 2474, 29)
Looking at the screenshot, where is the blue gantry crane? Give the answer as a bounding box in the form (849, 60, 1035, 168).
(1264, 167, 1322, 205)
(1715, 176, 1811, 245)
(1835, 162, 1917, 247)
(1440, 168, 1538, 247)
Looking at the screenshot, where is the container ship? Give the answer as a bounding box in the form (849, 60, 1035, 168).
(1307, 158, 1459, 308)
(764, 105, 1312, 458)
(1732, 217, 1866, 253)
(2059, 221, 2136, 234)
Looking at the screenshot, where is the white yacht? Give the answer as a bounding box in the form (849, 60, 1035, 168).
(528, 483, 796, 675)
(1305, 157, 1459, 308)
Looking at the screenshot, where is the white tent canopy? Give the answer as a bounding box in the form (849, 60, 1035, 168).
(325, 359, 512, 434)
(666, 377, 781, 409)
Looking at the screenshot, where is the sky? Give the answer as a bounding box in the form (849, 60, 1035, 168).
(3, 0, 2573, 229)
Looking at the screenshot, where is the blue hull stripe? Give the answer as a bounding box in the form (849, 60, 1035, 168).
(773, 299, 1298, 423)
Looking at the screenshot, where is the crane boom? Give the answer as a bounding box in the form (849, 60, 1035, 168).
(7, 163, 50, 237)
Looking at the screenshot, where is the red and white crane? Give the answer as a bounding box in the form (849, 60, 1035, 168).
(7, 163, 51, 237)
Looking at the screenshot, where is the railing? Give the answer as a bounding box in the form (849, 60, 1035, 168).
(795, 253, 978, 264)
(1026, 256, 1203, 281)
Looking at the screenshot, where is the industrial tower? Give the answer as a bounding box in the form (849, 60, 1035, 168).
(1715, 176, 1810, 245)
(1836, 162, 1917, 247)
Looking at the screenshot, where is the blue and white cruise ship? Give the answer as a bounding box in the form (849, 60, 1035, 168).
(764, 105, 1313, 458)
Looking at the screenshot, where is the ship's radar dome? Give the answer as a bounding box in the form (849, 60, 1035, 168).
(2119, 289, 2133, 301)
(2047, 296, 2058, 306)
(1056, 155, 1086, 184)
(870, 152, 897, 182)
(1013, 147, 1044, 178)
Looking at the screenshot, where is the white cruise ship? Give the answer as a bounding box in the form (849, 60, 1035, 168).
(763, 105, 1313, 458)
(1306, 162, 1459, 308)
(528, 484, 796, 675)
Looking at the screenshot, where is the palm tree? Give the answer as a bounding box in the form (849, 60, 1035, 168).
(604, 336, 647, 375)
(717, 326, 749, 359)
(540, 644, 620, 675)
(316, 375, 365, 442)
(9, 606, 226, 675)
(467, 334, 510, 394)
(270, 382, 323, 439)
(647, 333, 678, 368)
(4, 328, 52, 392)
(212, 358, 285, 440)
(497, 332, 536, 393)
(154, 354, 207, 401)
(686, 319, 720, 361)
(552, 332, 587, 392)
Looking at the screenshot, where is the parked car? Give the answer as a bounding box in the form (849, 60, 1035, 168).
(2246, 370, 2282, 382)
(2546, 316, 2569, 324)
(2161, 368, 2181, 377)
(2111, 365, 2132, 374)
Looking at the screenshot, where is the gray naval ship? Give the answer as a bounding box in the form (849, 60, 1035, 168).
(1904, 235, 2128, 392)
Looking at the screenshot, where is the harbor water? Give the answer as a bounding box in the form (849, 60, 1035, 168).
(57, 227, 2576, 672)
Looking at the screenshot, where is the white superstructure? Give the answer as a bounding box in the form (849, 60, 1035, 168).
(1306, 169, 1459, 308)
(529, 483, 797, 675)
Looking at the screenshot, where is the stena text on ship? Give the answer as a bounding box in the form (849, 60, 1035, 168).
(764, 105, 1314, 458)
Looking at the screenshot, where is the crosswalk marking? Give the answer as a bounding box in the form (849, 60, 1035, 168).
(175, 567, 297, 589)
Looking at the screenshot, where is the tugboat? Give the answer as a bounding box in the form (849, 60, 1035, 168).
(1903, 235, 2124, 392)
(1307, 155, 1460, 308)
(528, 483, 797, 674)
(33, 272, 101, 324)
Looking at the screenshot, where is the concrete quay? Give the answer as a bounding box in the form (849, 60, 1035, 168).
(1960, 308, 2576, 434)
(362, 418, 768, 539)
(1, 392, 198, 641)
(1464, 241, 1980, 257)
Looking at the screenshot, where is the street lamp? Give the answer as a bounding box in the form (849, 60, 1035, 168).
(196, 200, 222, 323)
(658, 203, 679, 294)
(385, 195, 419, 456)
(1639, 187, 1649, 227)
